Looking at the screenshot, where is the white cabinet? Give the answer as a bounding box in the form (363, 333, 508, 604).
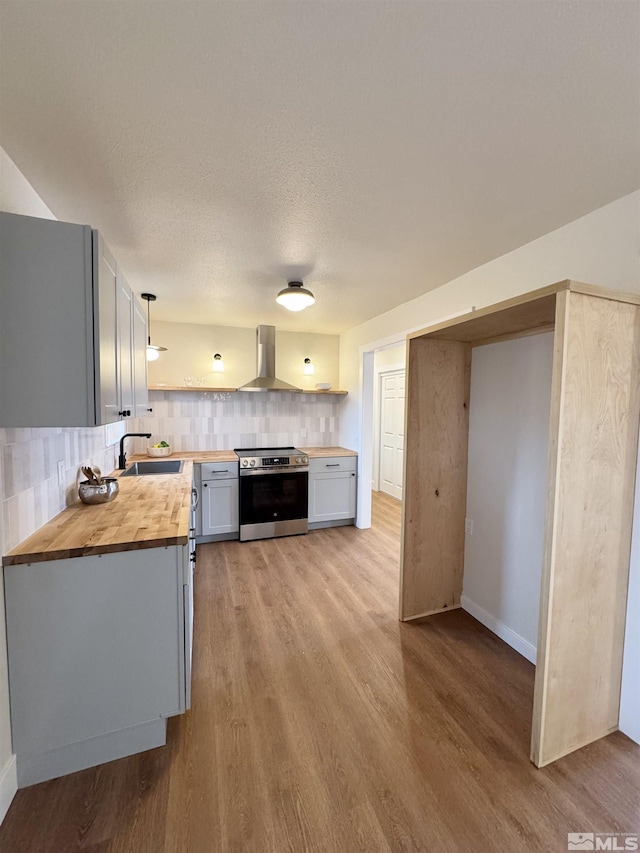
(200, 462, 239, 539)
(4, 543, 192, 786)
(308, 456, 357, 527)
(0, 212, 147, 427)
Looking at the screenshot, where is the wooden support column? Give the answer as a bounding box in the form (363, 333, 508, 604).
(532, 291, 640, 766)
(399, 338, 471, 620)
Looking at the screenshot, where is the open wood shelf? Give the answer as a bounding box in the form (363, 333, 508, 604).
(148, 385, 347, 395)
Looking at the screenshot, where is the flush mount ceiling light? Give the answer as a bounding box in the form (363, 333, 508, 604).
(141, 293, 168, 362)
(276, 280, 315, 312)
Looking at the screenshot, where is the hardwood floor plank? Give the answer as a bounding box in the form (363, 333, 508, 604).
(0, 491, 638, 852)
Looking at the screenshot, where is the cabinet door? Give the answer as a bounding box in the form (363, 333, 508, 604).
(5, 547, 185, 756)
(132, 297, 149, 417)
(309, 471, 357, 523)
(116, 274, 134, 418)
(0, 213, 97, 427)
(93, 232, 119, 425)
(202, 478, 239, 535)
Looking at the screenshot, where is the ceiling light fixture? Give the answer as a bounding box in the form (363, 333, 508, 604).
(212, 353, 224, 373)
(276, 280, 315, 312)
(141, 293, 168, 362)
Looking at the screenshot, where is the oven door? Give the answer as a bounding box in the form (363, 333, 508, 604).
(239, 471, 308, 541)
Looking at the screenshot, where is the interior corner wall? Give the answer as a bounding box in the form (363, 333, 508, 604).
(462, 333, 554, 664)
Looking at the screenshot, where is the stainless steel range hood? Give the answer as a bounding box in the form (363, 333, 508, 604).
(238, 325, 302, 392)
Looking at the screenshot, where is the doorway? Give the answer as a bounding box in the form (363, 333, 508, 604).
(378, 369, 405, 500)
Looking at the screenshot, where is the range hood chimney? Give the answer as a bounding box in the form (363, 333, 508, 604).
(238, 325, 302, 392)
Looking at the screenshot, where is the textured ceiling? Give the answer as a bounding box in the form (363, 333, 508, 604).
(0, 1, 638, 333)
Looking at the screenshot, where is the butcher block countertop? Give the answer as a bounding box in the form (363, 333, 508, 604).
(132, 448, 357, 462)
(3, 461, 194, 567)
(299, 447, 357, 458)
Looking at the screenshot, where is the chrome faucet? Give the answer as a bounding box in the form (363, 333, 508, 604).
(118, 433, 152, 470)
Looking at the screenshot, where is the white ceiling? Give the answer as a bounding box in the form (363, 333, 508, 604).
(1, 1, 638, 334)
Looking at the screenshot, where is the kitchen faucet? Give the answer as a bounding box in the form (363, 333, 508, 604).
(118, 433, 152, 469)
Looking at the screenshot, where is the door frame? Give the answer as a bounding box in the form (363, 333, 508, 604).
(374, 366, 405, 493)
(356, 307, 474, 529)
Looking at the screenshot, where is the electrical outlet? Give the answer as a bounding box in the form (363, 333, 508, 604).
(57, 460, 65, 487)
(300, 428, 307, 438)
(465, 517, 474, 536)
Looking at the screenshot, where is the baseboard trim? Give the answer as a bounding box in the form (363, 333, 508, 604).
(308, 519, 355, 530)
(461, 595, 536, 664)
(0, 754, 17, 825)
(17, 718, 167, 788)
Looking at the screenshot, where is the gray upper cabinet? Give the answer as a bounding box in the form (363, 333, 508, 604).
(0, 212, 147, 427)
(132, 296, 149, 417)
(116, 271, 135, 418)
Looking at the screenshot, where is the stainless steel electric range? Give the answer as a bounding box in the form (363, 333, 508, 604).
(235, 447, 309, 542)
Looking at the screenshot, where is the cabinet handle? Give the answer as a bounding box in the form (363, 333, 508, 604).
(326, 463, 340, 467)
(119, 409, 131, 417)
(147, 407, 153, 413)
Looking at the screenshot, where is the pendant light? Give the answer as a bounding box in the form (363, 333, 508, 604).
(141, 293, 167, 361)
(276, 280, 315, 312)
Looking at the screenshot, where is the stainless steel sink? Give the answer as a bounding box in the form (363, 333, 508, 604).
(120, 460, 184, 476)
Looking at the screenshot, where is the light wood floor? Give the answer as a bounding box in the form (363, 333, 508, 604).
(1, 491, 638, 852)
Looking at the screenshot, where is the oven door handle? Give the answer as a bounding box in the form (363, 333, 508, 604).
(191, 487, 200, 510)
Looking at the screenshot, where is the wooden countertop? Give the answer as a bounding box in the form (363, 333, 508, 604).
(130, 450, 238, 463)
(132, 448, 357, 462)
(299, 447, 357, 458)
(4, 461, 194, 567)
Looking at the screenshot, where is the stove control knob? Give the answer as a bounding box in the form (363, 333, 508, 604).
(295, 456, 301, 463)
(241, 459, 249, 467)
(250, 459, 256, 467)
(302, 456, 308, 464)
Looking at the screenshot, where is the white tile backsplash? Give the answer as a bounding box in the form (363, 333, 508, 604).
(0, 426, 118, 553)
(127, 390, 342, 453)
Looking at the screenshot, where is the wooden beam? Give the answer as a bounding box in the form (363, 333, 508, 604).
(532, 291, 640, 766)
(399, 338, 471, 620)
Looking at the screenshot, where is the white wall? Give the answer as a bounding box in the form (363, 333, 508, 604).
(462, 333, 554, 664)
(620, 432, 640, 744)
(339, 190, 640, 745)
(0, 147, 57, 821)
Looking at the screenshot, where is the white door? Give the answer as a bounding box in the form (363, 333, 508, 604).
(379, 370, 405, 500)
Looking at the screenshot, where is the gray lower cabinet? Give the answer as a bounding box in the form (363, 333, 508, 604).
(0, 211, 147, 427)
(4, 544, 191, 787)
(198, 462, 240, 541)
(308, 456, 357, 528)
